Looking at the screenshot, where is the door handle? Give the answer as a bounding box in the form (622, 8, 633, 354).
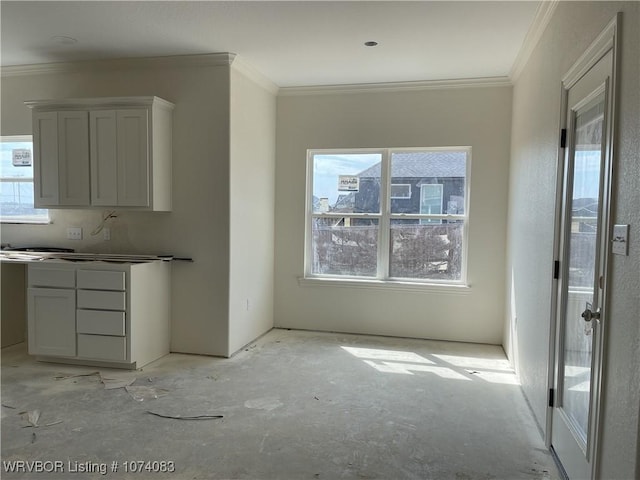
(581, 303, 600, 336)
(581, 305, 601, 322)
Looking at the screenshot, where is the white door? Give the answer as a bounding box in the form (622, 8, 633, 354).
(27, 287, 76, 357)
(32, 111, 59, 206)
(58, 111, 90, 205)
(90, 110, 119, 205)
(117, 109, 149, 207)
(550, 48, 615, 479)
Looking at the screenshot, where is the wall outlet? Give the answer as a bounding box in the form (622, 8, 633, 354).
(103, 228, 111, 241)
(67, 227, 82, 240)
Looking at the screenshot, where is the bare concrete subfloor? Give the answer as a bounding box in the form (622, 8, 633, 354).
(1, 328, 559, 480)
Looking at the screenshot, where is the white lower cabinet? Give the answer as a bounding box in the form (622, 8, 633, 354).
(28, 287, 77, 357)
(76, 310, 125, 336)
(77, 334, 127, 362)
(27, 261, 170, 368)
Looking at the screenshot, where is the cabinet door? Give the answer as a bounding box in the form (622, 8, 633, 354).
(58, 111, 90, 205)
(27, 288, 76, 357)
(117, 109, 149, 207)
(33, 111, 59, 206)
(90, 110, 118, 205)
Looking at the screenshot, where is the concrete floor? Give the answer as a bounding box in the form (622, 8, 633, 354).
(1, 329, 559, 479)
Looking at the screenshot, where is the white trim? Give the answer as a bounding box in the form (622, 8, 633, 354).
(1, 53, 236, 77)
(280, 77, 512, 97)
(0, 178, 33, 183)
(379, 151, 391, 279)
(230, 56, 279, 96)
(390, 184, 412, 200)
(305, 147, 470, 285)
(562, 16, 619, 89)
(24, 96, 174, 110)
(548, 12, 620, 478)
(510, 0, 560, 82)
(1, 134, 32, 143)
(298, 276, 471, 295)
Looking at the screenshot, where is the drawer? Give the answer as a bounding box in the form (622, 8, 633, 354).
(77, 310, 125, 336)
(28, 267, 75, 288)
(77, 334, 126, 361)
(77, 290, 126, 310)
(77, 270, 125, 291)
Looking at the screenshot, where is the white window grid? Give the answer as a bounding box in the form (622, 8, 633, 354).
(1, 135, 49, 223)
(305, 147, 471, 284)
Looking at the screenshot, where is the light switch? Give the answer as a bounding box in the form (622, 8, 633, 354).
(612, 224, 629, 255)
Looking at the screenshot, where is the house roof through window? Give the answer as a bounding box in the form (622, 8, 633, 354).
(358, 151, 467, 178)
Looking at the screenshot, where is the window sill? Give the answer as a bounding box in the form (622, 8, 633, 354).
(298, 276, 471, 294)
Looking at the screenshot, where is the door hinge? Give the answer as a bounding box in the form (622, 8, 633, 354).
(553, 260, 560, 279)
(560, 129, 567, 148)
(549, 388, 555, 407)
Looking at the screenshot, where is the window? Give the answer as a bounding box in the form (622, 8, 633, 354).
(306, 148, 469, 284)
(390, 184, 412, 199)
(1, 136, 49, 223)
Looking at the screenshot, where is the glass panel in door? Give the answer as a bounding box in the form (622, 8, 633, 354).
(560, 93, 605, 445)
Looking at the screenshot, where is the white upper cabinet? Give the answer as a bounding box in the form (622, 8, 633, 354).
(116, 109, 150, 207)
(90, 109, 118, 206)
(26, 97, 173, 211)
(33, 111, 59, 205)
(59, 111, 91, 205)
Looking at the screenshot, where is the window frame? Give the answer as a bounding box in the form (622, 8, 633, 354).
(305, 146, 471, 286)
(1, 135, 50, 224)
(390, 183, 412, 199)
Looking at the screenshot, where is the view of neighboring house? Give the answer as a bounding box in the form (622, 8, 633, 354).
(358, 151, 466, 219)
(324, 151, 466, 221)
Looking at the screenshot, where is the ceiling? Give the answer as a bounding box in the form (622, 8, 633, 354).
(0, 1, 541, 88)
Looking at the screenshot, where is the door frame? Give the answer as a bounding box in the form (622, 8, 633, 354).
(546, 13, 621, 479)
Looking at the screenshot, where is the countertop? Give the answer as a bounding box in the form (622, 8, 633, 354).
(0, 251, 171, 264)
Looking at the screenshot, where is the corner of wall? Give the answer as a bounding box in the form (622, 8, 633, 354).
(228, 60, 277, 355)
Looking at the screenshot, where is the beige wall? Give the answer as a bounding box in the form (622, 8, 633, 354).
(275, 86, 512, 344)
(1, 58, 233, 356)
(506, 2, 640, 478)
(228, 65, 277, 354)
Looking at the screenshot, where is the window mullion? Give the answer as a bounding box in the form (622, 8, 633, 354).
(305, 151, 314, 277)
(0, 178, 34, 183)
(378, 150, 391, 280)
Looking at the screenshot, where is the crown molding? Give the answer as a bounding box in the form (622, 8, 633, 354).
(1, 53, 236, 77)
(230, 57, 279, 96)
(509, 0, 560, 82)
(279, 76, 512, 97)
(25, 96, 175, 110)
